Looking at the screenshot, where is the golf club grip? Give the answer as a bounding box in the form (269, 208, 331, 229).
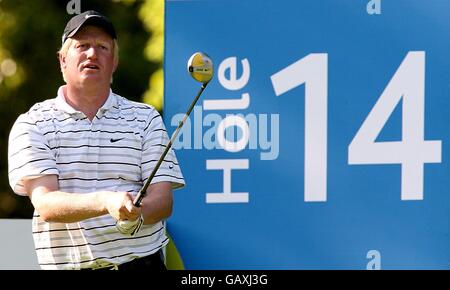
(132, 83, 209, 207)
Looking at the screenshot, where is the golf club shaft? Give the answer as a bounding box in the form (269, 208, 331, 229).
(133, 82, 209, 207)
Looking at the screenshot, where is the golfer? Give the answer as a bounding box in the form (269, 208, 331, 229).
(8, 10, 184, 270)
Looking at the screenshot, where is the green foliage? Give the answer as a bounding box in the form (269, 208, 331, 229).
(140, 0, 164, 112)
(0, 0, 161, 218)
(166, 231, 186, 270)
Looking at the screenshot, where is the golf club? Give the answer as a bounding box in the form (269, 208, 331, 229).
(116, 52, 214, 234)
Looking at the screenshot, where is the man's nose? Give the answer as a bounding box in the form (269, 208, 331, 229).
(86, 46, 98, 59)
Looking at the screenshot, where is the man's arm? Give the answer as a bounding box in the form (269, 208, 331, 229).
(140, 181, 173, 225)
(24, 174, 140, 223)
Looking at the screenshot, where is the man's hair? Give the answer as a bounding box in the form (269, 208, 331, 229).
(57, 38, 119, 82)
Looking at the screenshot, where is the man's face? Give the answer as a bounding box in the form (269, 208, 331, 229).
(60, 25, 117, 88)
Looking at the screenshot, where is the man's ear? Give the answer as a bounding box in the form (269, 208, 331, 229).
(113, 58, 118, 73)
(59, 54, 67, 70)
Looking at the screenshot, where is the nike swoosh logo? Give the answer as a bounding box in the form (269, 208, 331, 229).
(110, 138, 124, 143)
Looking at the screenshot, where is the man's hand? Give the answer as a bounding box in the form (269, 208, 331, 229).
(105, 192, 141, 221)
(104, 192, 143, 235)
(116, 214, 144, 236)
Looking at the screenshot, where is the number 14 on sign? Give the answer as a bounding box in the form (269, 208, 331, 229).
(270, 51, 442, 202)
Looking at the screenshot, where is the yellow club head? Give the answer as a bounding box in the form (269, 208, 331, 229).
(187, 52, 214, 84)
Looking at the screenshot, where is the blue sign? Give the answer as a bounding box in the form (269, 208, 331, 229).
(164, 0, 449, 269)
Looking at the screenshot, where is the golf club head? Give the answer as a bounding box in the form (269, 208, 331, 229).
(187, 52, 214, 84)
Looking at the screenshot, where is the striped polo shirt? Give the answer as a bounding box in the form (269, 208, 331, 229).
(8, 86, 185, 269)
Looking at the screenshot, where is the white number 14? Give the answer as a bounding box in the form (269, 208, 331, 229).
(271, 51, 442, 201)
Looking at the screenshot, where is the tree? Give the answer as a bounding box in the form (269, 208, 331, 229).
(0, 0, 162, 217)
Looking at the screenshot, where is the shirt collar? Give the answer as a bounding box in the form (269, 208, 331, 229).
(55, 85, 117, 115)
